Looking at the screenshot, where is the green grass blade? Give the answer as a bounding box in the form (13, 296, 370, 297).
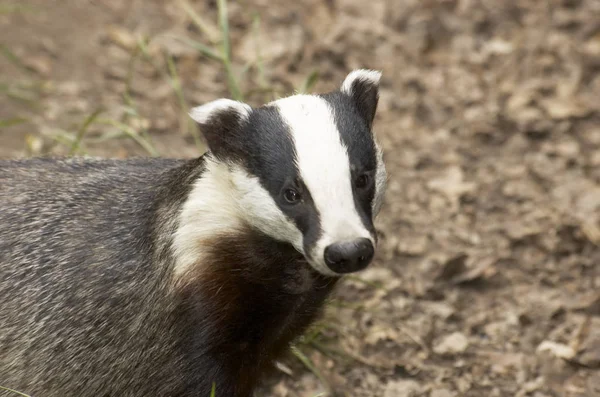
(217, 0, 231, 66)
(210, 382, 216, 397)
(5, 90, 37, 104)
(217, 0, 243, 101)
(123, 46, 142, 109)
(177, 0, 220, 44)
(0, 82, 40, 105)
(136, 36, 205, 152)
(0, 4, 38, 14)
(290, 345, 331, 395)
(0, 117, 29, 128)
(69, 108, 104, 156)
(252, 13, 267, 88)
(96, 118, 159, 157)
(165, 54, 204, 152)
(344, 274, 385, 290)
(300, 321, 330, 344)
(0, 385, 32, 397)
(176, 37, 222, 62)
(298, 70, 319, 94)
(87, 130, 127, 143)
(165, 55, 186, 113)
(0, 44, 31, 72)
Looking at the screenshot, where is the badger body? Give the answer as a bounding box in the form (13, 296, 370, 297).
(1, 157, 334, 396)
(0, 70, 387, 397)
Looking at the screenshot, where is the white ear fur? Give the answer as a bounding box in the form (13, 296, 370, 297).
(340, 69, 382, 96)
(189, 98, 252, 124)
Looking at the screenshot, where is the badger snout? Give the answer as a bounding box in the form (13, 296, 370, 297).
(324, 238, 374, 274)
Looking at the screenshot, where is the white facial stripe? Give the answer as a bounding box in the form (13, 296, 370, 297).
(274, 95, 374, 272)
(173, 158, 304, 278)
(173, 159, 242, 277)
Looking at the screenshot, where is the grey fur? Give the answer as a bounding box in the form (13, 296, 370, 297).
(0, 157, 205, 396)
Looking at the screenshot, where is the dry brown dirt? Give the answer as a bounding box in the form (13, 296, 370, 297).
(1, 1, 600, 396)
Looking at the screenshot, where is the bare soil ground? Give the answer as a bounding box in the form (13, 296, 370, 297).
(1, 1, 600, 396)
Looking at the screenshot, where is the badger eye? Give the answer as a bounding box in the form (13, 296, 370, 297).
(355, 174, 370, 189)
(284, 188, 301, 204)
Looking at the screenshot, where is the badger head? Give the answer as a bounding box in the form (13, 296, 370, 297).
(182, 70, 387, 277)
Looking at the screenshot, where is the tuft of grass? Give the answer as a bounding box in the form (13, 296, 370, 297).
(177, 0, 220, 44)
(68, 108, 104, 155)
(0, 81, 41, 106)
(95, 118, 159, 157)
(217, 0, 243, 101)
(0, 117, 29, 128)
(176, 0, 321, 105)
(134, 36, 205, 153)
(0, 44, 34, 74)
(0, 4, 38, 14)
(123, 45, 142, 110)
(0, 385, 31, 397)
(165, 54, 204, 150)
(252, 14, 266, 89)
(174, 36, 223, 62)
(290, 345, 331, 396)
(297, 70, 320, 94)
(344, 274, 386, 290)
(175, 0, 242, 101)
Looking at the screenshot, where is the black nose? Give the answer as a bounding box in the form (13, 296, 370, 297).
(324, 238, 374, 274)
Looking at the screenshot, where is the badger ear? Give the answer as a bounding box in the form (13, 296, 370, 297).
(189, 99, 252, 159)
(340, 69, 382, 128)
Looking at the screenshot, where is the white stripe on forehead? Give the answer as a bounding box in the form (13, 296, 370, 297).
(273, 95, 372, 251)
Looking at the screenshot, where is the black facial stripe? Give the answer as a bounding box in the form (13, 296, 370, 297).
(320, 91, 378, 234)
(296, 180, 321, 261)
(352, 181, 376, 236)
(320, 92, 377, 173)
(239, 106, 322, 252)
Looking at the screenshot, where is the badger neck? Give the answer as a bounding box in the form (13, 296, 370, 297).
(168, 156, 338, 393)
(171, 156, 246, 279)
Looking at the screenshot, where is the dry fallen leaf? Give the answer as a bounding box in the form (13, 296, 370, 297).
(433, 332, 469, 356)
(566, 293, 600, 316)
(536, 341, 576, 360)
(541, 97, 592, 120)
(586, 372, 600, 397)
(106, 25, 138, 51)
(396, 235, 428, 256)
(575, 319, 600, 369)
(430, 388, 456, 397)
(449, 257, 497, 285)
(427, 166, 476, 210)
(435, 253, 469, 281)
(383, 379, 422, 397)
(23, 55, 52, 77)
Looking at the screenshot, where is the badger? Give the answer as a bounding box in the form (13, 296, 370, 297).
(0, 69, 387, 397)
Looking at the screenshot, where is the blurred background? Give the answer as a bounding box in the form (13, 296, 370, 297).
(1, 0, 600, 396)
